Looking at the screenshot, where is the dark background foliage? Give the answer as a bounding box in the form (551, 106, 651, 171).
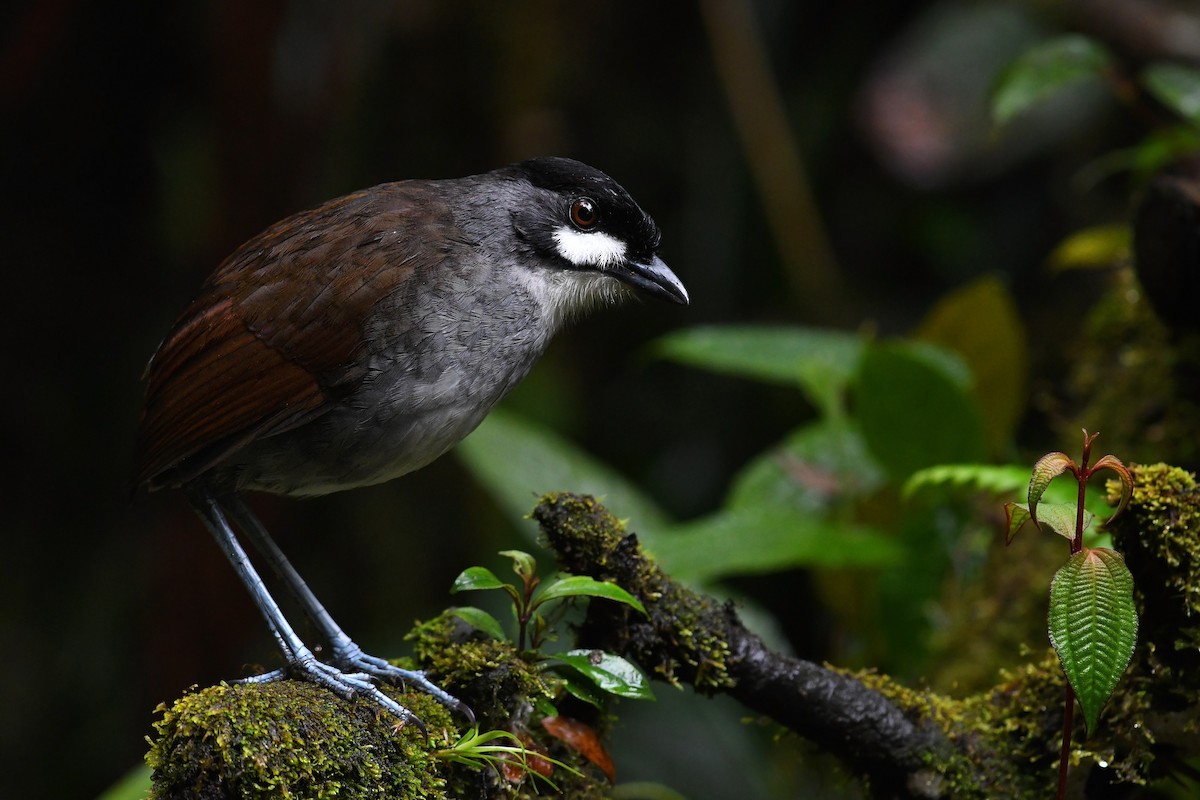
(3, 1, 1191, 797)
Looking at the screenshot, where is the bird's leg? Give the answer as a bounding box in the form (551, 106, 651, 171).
(185, 483, 425, 729)
(220, 493, 474, 724)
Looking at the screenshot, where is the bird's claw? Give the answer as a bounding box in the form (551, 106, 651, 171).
(236, 645, 473, 730)
(331, 642, 476, 725)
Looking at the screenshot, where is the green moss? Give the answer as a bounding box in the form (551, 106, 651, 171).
(147, 643, 611, 799)
(843, 648, 1153, 798)
(407, 612, 557, 725)
(532, 492, 735, 692)
(147, 681, 450, 799)
(836, 463, 1200, 797)
(1107, 464, 1200, 628)
(840, 668, 981, 797)
(1105, 463, 1200, 727)
(1065, 270, 1200, 466)
(407, 611, 625, 797)
(146, 535, 644, 799)
(145, 477, 1200, 797)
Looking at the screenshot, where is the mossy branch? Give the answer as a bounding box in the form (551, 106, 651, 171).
(531, 493, 954, 792)
(531, 473, 1200, 798)
(145, 466, 1200, 798)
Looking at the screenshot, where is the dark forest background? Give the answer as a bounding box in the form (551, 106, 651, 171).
(3, 1, 1195, 797)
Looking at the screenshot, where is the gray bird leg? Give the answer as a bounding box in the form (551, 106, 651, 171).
(219, 493, 474, 723)
(185, 483, 426, 729)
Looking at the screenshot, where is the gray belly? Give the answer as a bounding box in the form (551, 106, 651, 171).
(231, 391, 503, 496)
(227, 306, 554, 496)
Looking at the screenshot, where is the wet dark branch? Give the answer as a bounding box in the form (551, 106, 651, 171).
(726, 627, 947, 781)
(532, 493, 954, 796)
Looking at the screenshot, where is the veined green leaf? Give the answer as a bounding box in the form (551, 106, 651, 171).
(1021, 502, 1090, 543)
(499, 549, 537, 580)
(1029, 452, 1076, 525)
(451, 566, 507, 593)
(559, 674, 607, 709)
(1091, 454, 1133, 522)
(1006, 501, 1105, 546)
(1004, 502, 1032, 545)
(449, 606, 507, 641)
(536, 575, 646, 615)
(551, 650, 654, 700)
(1049, 548, 1138, 734)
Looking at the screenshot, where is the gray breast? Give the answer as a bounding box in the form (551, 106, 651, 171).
(226, 257, 559, 496)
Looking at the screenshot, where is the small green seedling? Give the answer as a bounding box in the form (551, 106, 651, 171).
(1005, 430, 1136, 800)
(438, 724, 581, 789)
(449, 550, 654, 707)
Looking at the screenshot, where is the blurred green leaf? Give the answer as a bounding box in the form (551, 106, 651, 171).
(914, 277, 1028, 453)
(1129, 124, 1200, 175)
(725, 418, 885, 512)
(536, 575, 646, 615)
(1143, 62, 1200, 128)
(1075, 125, 1200, 187)
(1049, 548, 1138, 734)
(651, 325, 865, 416)
(896, 340, 973, 390)
(1046, 224, 1131, 271)
(906, 462, 1110, 519)
(610, 783, 689, 800)
(650, 505, 902, 584)
(991, 34, 1113, 125)
(96, 765, 152, 800)
(449, 606, 507, 641)
(457, 409, 672, 544)
(551, 650, 655, 700)
(905, 463, 1030, 499)
(853, 342, 987, 480)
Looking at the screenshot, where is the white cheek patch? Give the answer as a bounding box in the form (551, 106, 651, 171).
(552, 226, 627, 269)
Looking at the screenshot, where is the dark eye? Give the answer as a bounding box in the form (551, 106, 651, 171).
(570, 198, 599, 230)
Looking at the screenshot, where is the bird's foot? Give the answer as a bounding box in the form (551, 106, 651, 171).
(237, 643, 475, 728)
(236, 649, 441, 732)
(330, 641, 476, 725)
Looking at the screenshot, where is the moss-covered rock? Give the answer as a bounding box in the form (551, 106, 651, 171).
(407, 612, 557, 726)
(145, 478, 1200, 799)
(147, 681, 450, 799)
(1107, 463, 1200, 671)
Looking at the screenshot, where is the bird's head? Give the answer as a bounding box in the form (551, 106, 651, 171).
(496, 157, 689, 322)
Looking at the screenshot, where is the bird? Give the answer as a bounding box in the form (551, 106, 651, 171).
(132, 156, 689, 727)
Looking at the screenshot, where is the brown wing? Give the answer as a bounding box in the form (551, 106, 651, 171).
(132, 182, 456, 490)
